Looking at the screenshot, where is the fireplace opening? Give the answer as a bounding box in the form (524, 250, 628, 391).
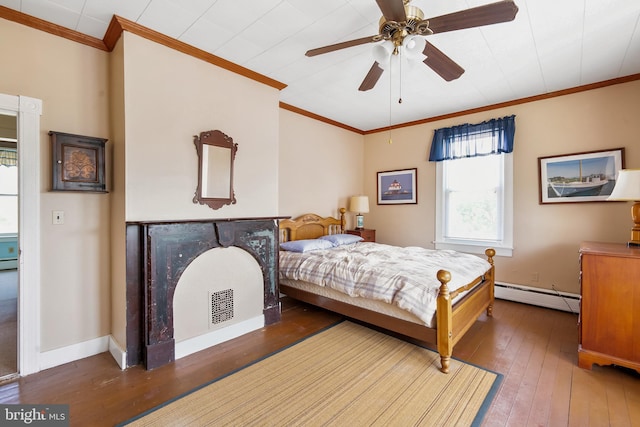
(173, 246, 263, 359)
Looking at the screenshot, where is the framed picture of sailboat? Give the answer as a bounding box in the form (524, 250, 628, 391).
(538, 148, 625, 204)
(377, 168, 417, 205)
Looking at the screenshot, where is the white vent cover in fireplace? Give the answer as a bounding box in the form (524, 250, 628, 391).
(209, 289, 234, 327)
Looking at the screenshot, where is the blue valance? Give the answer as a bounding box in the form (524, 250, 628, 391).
(428, 115, 516, 162)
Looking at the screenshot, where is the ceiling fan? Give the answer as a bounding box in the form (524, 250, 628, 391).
(305, 0, 519, 91)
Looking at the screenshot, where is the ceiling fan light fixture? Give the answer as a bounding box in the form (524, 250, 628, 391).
(372, 42, 393, 67)
(307, 0, 520, 91)
(402, 35, 426, 60)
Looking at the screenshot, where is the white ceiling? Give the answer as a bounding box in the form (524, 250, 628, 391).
(2, 0, 639, 131)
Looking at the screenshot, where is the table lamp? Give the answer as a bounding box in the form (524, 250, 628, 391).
(349, 196, 369, 230)
(608, 169, 640, 247)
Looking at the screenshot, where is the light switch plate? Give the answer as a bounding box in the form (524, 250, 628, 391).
(52, 210, 64, 225)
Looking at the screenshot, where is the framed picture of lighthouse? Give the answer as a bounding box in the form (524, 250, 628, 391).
(538, 148, 624, 204)
(377, 168, 417, 205)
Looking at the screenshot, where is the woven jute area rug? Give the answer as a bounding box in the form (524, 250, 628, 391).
(121, 321, 501, 426)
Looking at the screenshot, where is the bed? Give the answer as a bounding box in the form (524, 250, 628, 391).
(278, 209, 496, 373)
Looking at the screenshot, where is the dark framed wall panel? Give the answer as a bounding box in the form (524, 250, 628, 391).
(49, 131, 108, 193)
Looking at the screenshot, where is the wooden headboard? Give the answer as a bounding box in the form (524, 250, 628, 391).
(280, 208, 346, 242)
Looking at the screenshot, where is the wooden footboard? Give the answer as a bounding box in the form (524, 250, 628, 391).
(436, 248, 495, 373)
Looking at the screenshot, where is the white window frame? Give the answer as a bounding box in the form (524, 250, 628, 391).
(434, 153, 513, 257)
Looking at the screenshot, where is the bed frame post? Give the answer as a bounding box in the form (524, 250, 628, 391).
(485, 248, 496, 317)
(436, 270, 453, 374)
(339, 207, 346, 233)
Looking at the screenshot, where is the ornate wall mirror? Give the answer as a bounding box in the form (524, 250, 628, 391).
(193, 129, 237, 210)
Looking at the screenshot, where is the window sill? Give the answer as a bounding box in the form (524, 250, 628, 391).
(434, 241, 513, 257)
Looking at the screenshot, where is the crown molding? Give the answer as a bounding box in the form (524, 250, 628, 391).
(364, 73, 640, 134)
(104, 16, 286, 91)
(282, 73, 640, 135)
(0, 5, 107, 50)
(0, 7, 286, 91)
(279, 102, 364, 135)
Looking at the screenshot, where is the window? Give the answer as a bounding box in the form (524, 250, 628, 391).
(0, 147, 18, 234)
(435, 152, 513, 256)
(429, 115, 515, 257)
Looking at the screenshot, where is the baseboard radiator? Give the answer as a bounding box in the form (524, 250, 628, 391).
(494, 282, 580, 314)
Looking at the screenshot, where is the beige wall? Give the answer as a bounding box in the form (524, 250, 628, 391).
(364, 80, 640, 294)
(0, 114, 16, 139)
(0, 19, 111, 351)
(109, 37, 127, 348)
(279, 109, 364, 228)
(122, 33, 280, 222)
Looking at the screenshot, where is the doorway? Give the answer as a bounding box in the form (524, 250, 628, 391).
(0, 94, 42, 377)
(0, 113, 18, 379)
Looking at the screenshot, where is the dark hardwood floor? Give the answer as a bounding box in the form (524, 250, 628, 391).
(0, 297, 638, 426)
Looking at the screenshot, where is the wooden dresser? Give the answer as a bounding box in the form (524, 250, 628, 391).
(346, 228, 376, 243)
(578, 241, 640, 373)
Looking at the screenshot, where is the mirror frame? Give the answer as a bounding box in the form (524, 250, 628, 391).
(193, 129, 238, 210)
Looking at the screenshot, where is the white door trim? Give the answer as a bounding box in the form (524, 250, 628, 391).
(0, 94, 42, 375)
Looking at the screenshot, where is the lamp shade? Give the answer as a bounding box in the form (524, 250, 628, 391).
(372, 42, 392, 68)
(402, 35, 426, 60)
(349, 196, 369, 213)
(608, 169, 640, 247)
(608, 169, 640, 201)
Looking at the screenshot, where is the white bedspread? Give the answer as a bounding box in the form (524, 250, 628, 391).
(279, 242, 491, 325)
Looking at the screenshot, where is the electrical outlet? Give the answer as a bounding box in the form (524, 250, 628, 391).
(531, 272, 539, 282)
(52, 210, 64, 225)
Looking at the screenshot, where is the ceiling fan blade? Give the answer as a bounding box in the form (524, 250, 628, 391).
(422, 42, 465, 81)
(305, 35, 379, 57)
(358, 62, 385, 91)
(375, 0, 407, 22)
(426, 0, 519, 34)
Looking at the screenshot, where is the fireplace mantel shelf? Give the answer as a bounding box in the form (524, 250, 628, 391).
(127, 216, 290, 226)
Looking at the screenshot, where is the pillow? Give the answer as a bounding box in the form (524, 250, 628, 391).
(280, 239, 334, 253)
(319, 233, 364, 247)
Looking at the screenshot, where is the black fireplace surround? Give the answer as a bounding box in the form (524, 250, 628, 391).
(125, 217, 285, 369)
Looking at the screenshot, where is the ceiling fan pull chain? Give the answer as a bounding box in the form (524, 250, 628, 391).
(388, 55, 393, 144)
(398, 52, 403, 104)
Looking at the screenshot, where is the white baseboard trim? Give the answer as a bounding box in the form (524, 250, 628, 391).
(175, 315, 265, 360)
(39, 336, 109, 371)
(109, 336, 127, 370)
(495, 282, 580, 314)
(37, 316, 265, 372)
